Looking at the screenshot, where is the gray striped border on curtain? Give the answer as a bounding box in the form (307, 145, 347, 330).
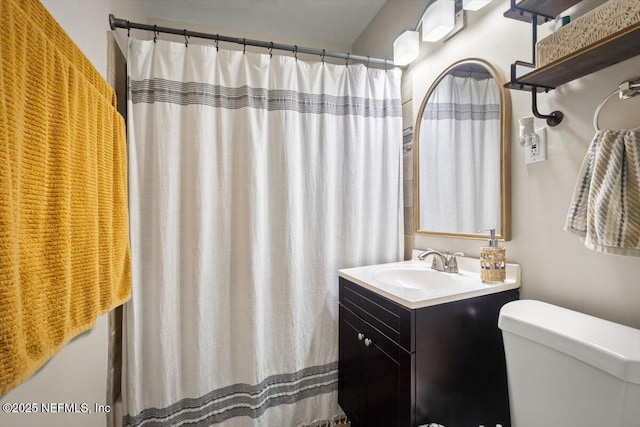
(129, 78, 402, 118)
(123, 362, 339, 427)
(423, 102, 500, 121)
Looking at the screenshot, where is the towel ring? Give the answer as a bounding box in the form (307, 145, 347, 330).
(593, 89, 619, 132)
(594, 78, 640, 131)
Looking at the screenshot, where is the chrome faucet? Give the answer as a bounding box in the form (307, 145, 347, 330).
(417, 249, 465, 273)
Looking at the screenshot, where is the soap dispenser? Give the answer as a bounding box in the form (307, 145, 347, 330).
(480, 229, 506, 283)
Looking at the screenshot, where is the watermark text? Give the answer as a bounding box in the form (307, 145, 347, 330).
(2, 402, 111, 414)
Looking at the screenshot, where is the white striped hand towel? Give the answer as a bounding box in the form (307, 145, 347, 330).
(565, 128, 640, 256)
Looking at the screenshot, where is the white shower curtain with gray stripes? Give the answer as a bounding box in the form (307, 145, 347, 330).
(122, 38, 403, 427)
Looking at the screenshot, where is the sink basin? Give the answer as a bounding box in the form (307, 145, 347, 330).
(339, 252, 521, 309)
(372, 264, 477, 290)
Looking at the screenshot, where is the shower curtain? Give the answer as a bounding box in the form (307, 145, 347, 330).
(122, 39, 403, 427)
(419, 74, 500, 233)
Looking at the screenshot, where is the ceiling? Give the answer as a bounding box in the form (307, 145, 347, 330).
(143, 0, 388, 47)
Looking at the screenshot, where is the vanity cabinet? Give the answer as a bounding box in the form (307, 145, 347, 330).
(338, 277, 518, 427)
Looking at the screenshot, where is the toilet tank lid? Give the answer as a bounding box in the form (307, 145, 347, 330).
(499, 300, 640, 385)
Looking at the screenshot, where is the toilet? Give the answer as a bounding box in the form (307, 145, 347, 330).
(498, 300, 640, 427)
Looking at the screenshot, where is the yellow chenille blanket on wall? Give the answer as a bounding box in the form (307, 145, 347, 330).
(0, 0, 131, 393)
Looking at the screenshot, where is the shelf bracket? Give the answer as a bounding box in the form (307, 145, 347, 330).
(531, 89, 563, 126)
(508, 61, 563, 126)
(503, 8, 564, 126)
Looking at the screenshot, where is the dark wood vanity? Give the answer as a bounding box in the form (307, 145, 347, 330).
(338, 277, 519, 427)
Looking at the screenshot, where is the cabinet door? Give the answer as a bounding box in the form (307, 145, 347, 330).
(339, 305, 413, 427)
(364, 315, 413, 427)
(339, 305, 367, 425)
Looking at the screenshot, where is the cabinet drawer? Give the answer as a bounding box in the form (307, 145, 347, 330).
(339, 277, 414, 352)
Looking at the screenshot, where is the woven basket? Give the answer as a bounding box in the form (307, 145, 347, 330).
(536, 0, 640, 68)
(480, 247, 506, 283)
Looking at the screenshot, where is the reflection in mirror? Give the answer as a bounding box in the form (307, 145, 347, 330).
(414, 59, 511, 240)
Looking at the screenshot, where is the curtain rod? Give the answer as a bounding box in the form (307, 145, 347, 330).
(109, 15, 395, 68)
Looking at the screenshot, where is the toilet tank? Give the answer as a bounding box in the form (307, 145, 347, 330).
(498, 300, 640, 427)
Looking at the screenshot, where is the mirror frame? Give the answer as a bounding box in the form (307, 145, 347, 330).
(413, 58, 511, 241)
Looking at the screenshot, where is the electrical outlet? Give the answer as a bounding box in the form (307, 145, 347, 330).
(524, 127, 546, 164)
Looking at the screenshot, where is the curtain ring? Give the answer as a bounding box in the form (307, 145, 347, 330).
(183, 30, 189, 47)
(321, 49, 325, 63)
(269, 41, 273, 58)
(294, 45, 298, 60)
(346, 53, 350, 67)
(126, 21, 130, 38)
(215, 34, 219, 51)
(243, 38, 246, 54)
(153, 25, 158, 43)
(384, 59, 387, 71)
(366, 56, 370, 68)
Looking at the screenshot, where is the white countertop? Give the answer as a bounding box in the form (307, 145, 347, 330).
(339, 250, 521, 309)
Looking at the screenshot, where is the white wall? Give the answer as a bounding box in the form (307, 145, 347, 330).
(0, 2, 146, 427)
(354, 0, 640, 328)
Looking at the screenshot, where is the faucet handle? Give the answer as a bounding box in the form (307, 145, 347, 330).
(447, 252, 465, 273)
(443, 250, 463, 258)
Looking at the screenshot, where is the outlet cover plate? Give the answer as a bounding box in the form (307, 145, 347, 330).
(525, 127, 546, 164)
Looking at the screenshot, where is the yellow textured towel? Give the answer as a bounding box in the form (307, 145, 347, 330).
(0, 0, 131, 393)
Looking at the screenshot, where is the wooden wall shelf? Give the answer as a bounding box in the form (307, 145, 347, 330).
(503, 0, 640, 126)
(507, 22, 640, 90)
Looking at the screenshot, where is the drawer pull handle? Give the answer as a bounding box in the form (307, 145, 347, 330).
(364, 338, 372, 347)
(357, 333, 365, 341)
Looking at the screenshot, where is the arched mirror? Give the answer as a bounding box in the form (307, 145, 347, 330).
(414, 58, 511, 240)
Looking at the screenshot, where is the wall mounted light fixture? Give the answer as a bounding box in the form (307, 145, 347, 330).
(421, 0, 456, 42)
(393, 30, 420, 66)
(393, 0, 470, 66)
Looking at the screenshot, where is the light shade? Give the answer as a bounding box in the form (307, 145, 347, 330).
(463, 0, 492, 11)
(421, 0, 455, 42)
(393, 30, 419, 66)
